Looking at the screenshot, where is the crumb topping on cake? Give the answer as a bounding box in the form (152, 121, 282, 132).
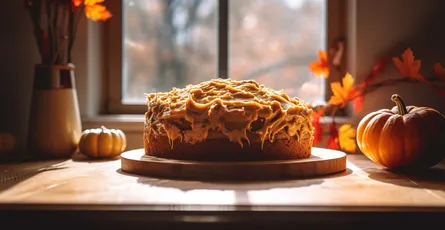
(144, 78, 314, 148)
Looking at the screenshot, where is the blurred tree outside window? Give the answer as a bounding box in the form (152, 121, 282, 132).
(122, 0, 326, 104)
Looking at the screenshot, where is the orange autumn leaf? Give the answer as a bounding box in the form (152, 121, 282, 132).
(433, 63, 445, 81)
(338, 124, 356, 153)
(72, 0, 83, 7)
(84, 0, 105, 5)
(85, 3, 112, 21)
(392, 48, 424, 81)
(309, 50, 329, 78)
(328, 73, 360, 107)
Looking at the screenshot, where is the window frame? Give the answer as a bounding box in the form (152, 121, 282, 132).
(103, 0, 348, 115)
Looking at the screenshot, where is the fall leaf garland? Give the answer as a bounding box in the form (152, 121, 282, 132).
(307, 46, 445, 153)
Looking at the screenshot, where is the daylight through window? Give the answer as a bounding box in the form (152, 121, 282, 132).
(122, 0, 326, 104)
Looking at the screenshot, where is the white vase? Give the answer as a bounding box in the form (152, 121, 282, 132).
(27, 64, 82, 159)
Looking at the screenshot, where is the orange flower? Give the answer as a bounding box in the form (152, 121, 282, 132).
(85, 2, 112, 21)
(309, 50, 329, 78)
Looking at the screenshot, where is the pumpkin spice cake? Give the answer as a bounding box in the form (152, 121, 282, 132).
(143, 78, 314, 161)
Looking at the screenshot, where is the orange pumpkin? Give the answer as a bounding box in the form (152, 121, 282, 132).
(357, 94, 445, 169)
(0, 132, 15, 155)
(78, 126, 127, 159)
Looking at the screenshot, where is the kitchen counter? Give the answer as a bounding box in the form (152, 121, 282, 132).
(1, 151, 444, 229)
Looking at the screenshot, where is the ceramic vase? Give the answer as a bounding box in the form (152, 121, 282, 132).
(27, 64, 82, 159)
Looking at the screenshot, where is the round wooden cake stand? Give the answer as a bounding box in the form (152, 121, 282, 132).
(120, 147, 347, 181)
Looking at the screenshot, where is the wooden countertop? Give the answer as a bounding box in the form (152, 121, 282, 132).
(1, 151, 445, 229)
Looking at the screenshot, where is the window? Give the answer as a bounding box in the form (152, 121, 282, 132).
(105, 0, 347, 114)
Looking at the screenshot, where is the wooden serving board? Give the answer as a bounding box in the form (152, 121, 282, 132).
(120, 147, 347, 181)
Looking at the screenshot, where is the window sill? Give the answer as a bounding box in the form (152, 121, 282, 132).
(82, 114, 146, 132)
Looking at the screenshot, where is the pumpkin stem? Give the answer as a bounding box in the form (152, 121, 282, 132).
(391, 94, 408, 115)
(101, 125, 107, 130)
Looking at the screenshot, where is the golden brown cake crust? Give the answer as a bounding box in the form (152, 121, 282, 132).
(143, 78, 314, 161)
(144, 131, 312, 161)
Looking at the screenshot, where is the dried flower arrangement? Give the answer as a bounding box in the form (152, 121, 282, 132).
(308, 42, 445, 153)
(24, 0, 112, 65)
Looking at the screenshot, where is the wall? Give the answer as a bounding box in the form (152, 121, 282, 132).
(1, 0, 445, 154)
(349, 0, 445, 126)
(0, 1, 95, 154)
(0, 0, 39, 153)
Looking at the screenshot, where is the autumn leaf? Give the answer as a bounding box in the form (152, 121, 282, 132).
(352, 96, 364, 113)
(328, 73, 360, 107)
(433, 63, 445, 81)
(338, 124, 357, 153)
(309, 50, 329, 78)
(392, 48, 424, 81)
(362, 57, 390, 86)
(311, 108, 325, 145)
(327, 137, 339, 150)
(326, 122, 339, 150)
(72, 0, 83, 7)
(312, 116, 322, 145)
(370, 57, 390, 77)
(85, 2, 112, 21)
(307, 103, 326, 145)
(84, 0, 105, 5)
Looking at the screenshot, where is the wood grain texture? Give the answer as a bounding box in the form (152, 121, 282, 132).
(0, 152, 445, 210)
(121, 147, 346, 180)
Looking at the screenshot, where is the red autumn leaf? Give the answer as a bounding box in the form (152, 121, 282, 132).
(327, 136, 339, 150)
(312, 116, 323, 145)
(371, 57, 390, 76)
(308, 104, 325, 145)
(392, 48, 424, 81)
(362, 57, 390, 86)
(433, 63, 445, 81)
(326, 122, 339, 150)
(309, 50, 329, 78)
(352, 95, 364, 113)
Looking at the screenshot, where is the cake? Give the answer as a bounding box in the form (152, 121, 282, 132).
(143, 78, 314, 161)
